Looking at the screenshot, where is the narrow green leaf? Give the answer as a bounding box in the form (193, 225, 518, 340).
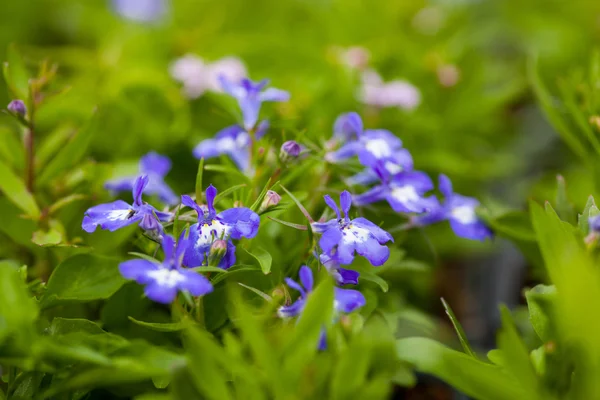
(441, 297, 477, 358)
(249, 178, 274, 211)
(279, 185, 314, 223)
(237, 282, 272, 302)
(525, 284, 557, 342)
(195, 158, 204, 202)
(578, 195, 598, 234)
(3, 44, 30, 99)
(0, 263, 38, 344)
(397, 337, 527, 400)
(0, 158, 40, 219)
(128, 317, 192, 332)
(267, 216, 308, 230)
(214, 183, 247, 204)
(554, 175, 575, 224)
(40, 254, 126, 309)
(244, 246, 272, 274)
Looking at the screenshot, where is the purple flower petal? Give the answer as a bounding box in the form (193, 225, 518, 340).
(323, 195, 341, 220)
(339, 191, 352, 217)
(119, 259, 160, 284)
(140, 152, 172, 177)
(178, 269, 214, 296)
(218, 207, 260, 239)
(278, 298, 306, 318)
(82, 200, 140, 233)
(144, 282, 179, 304)
(258, 88, 290, 102)
(319, 226, 343, 254)
(299, 266, 314, 292)
(132, 175, 150, 206)
(334, 288, 366, 313)
(351, 217, 393, 244)
(333, 112, 363, 141)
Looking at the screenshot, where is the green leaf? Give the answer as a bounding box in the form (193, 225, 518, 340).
(0, 263, 38, 345)
(37, 110, 100, 186)
(354, 265, 388, 292)
(525, 284, 557, 342)
(214, 183, 247, 205)
(237, 282, 272, 302)
(184, 328, 234, 400)
(2, 44, 30, 99)
(578, 195, 598, 234)
(128, 316, 193, 332)
(397, 337, 528, 400)
(267, 216, 308, 230)
(40, 254, 126, 309)
(497, 306, 540, 396)
(0, 158, 40, 219)
(554, 175, 575, 224)
(195, 158, 204, 202)
(441, 297, 477, 358)
(244, 246, 272, 274)
(279, 185, 314, 223)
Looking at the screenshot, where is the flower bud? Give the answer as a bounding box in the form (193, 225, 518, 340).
(279, 140, 301, 163)
(258, 190, 281, 213)
(7, 99, 26, 117)
(208, 239, 228, 265)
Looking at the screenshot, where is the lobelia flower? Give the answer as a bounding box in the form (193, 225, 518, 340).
(119, 234, 213, 304)
(312, 191, 393, 266)
(193, 121, 269, 172)
(105, 152, 179, 205)
(169, 54, 247, 99)
(413, 174, 492, 241)
(278, 266, 366, 350)
(218, 76, 290, 130)
(353, 167, 437, 214)
(83, 175, 171, 233)
(319, 253, 360, 285)
(180, 185, 260, 269)
(326, 113, 412, 181)
(111, 0, 167, 23)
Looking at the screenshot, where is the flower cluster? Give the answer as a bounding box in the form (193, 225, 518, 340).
(326, 112, 492, 242)
(193, 76, 290, 172)
(83, 173, 260, 301)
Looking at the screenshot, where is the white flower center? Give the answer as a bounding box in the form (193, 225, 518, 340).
(391, 185, 419, 204)
(451, 205, 476, 224)
(107, 209, 134, 221)
(197, 220, 231, 247)
(385, 161, 402, 175)
(365, 139, 392, 158)
(342, 225, 371, 244)
(146, 268, 185, 288)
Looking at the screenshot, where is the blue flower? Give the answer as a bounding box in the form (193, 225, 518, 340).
(589, 215, 600, 233)
(105, 152, 179, 205)
(193, 121, 269, 172)
(319, 253, 360, 285)
(180, 185, 260, 269)
(312, 191, 393, 266)
(278, 266, 366, 350)
(353, 168, 437, 214)
(111, 0, 167, 23)
(219, 76, 290, 130)
(413, 175, 492, 241)
(82, 175, 172, 233)
(119, 234, 213, 304)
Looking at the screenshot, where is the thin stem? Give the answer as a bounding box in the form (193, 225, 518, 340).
(24, 123, 34, 191)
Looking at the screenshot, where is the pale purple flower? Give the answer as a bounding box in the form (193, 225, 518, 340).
(83, 175, 171, 233)
(358, 69, 421, 111)
(219, 76, 290, 130)
(105, 152, 178, 205)
(320, 253, 359, 285)
(119, 234, 212, 304)
(170, 54, 247, 99)
(111, 0, 167, 22)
